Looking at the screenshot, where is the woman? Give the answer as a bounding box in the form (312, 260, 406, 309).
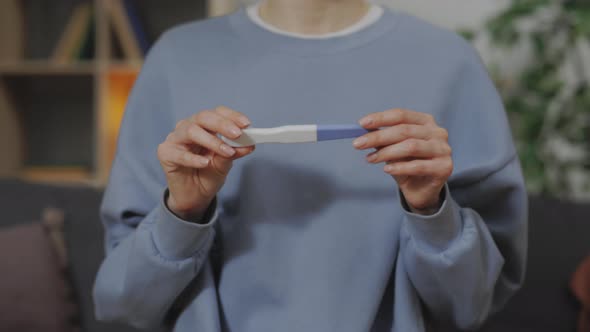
(93, 1, 528, 331)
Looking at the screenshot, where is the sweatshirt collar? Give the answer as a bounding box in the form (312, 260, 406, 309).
(246, 3, 384, 40)
(228, 6, 400, 56)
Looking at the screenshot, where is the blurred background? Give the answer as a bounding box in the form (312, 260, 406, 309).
(0, 1, 589, 332)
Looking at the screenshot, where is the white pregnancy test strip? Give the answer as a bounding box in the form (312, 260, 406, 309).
(221, 125, 317, 147)
(221, 124, 369, 147)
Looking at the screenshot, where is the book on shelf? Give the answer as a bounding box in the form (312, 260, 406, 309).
(107, 0, 144, 61)
(121, 0, 150, 55)
(51, 3, 94, 64)
(76, 13, 95, 61)
(50, 0, 149, 64)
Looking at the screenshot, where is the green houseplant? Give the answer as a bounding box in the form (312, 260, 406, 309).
(479, 0, 590, 201)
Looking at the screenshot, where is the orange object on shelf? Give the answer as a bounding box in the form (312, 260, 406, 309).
(105, 68, 138, 171)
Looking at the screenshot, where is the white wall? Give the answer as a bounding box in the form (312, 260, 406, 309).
(376, 0, 509, 29)
(376, 0, 519, 68)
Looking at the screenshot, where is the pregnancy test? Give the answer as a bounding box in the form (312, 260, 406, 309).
(221, 125, 369, 147)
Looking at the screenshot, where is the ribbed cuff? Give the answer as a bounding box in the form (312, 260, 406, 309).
(401, 184, 462, 252)
(152, 191, 218, 260)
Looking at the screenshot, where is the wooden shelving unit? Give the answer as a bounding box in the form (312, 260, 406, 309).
(0, 62, 96, 75)
(0, 0, 239, 186)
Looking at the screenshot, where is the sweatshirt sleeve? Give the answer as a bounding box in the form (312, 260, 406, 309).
(92, 33, 218, 329)
(399, 41, 528, 330)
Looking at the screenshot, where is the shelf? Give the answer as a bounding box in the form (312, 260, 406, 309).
(0, 0, 213, 186)
(0, 61, 95, 76)
(20, 166, 93, 184)
(100, 60, 143, 72)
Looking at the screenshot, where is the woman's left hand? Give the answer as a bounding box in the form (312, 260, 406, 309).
(354, 109, 453, 215)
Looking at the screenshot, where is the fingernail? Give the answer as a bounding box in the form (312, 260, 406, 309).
(367, 152, 378, 162)
(384, 165, 394, 172)
(353, 137, 368, 148)
(229, 127, 242, 138)
(198, 157, 210, 167)
(239, 117, 251, 127)
(359, 117, 372, 127)
(220, 144, 236, 157)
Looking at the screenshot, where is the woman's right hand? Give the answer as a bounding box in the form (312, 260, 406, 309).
(157, 106, 254, 220)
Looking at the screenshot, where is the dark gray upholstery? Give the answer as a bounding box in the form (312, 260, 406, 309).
(478, 196, 590, 332)
(1, 178, 589, 331)
(0, 179, 162, 332)
(0, 221, 75, 332)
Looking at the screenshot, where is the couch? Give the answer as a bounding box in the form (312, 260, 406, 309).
(0, 179, 161, 332)
(0, 178, 588, 332)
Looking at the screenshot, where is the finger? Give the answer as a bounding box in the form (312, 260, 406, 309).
(208, 145, 256, 176)
(366, 139, 450, 164)
(233, 145, 256, 159)
(359, 109, 435, 129)
(180, 124, 236, 158)
(174, 119, 190, 130)
(214, 106, 251, 128)
(158, 143, 210, 169)
(384, 158, 453, 178)
(193, 110, 243, 139)
(210, 145, 255, 164)
(353, 124, 433, 150)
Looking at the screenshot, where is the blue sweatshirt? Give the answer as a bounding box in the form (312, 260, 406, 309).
(93, 7, 528, 332)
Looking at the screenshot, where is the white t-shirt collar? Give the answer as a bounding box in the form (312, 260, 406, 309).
(246, 2, 384, 40)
